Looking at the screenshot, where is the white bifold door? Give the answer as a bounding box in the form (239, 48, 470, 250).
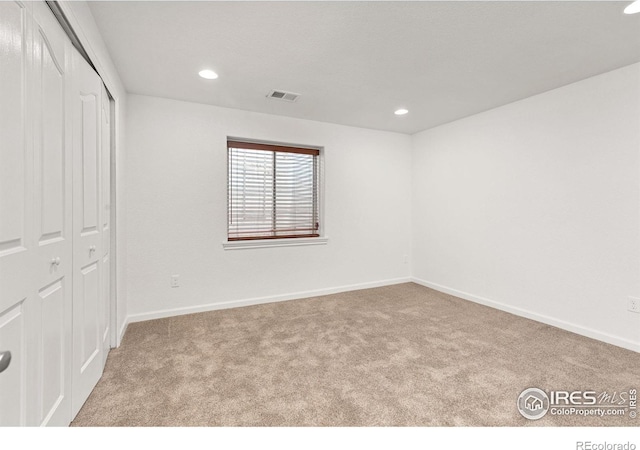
(0, 0, 35, 426)
(0, 1, 111, 426)
(71, 46, 111, 418)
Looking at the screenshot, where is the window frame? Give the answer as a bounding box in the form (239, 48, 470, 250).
(226, 138, 323, 245)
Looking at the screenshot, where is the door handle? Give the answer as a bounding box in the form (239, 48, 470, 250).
(0, 351, 11, 374)
(50, 257, 61, 266)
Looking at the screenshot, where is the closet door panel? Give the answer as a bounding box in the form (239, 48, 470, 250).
(32, 1, 72, 426)
(72, 49, 105, 417)
(0, 0, 30, 427)
(100, 87, 111, 361)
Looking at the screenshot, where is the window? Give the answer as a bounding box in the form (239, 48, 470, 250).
(227, 140, 320, 241)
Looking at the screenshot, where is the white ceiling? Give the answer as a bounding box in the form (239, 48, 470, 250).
(88, 1, 640, 134)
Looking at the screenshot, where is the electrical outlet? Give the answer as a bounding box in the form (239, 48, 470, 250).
(628, 296, 640, 314)
(171, 275, 180, 288)
(403, 254, 409, 264)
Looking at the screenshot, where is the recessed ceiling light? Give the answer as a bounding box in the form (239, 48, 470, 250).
(198, 69, 218, 80)
(394, 108, 409, 116)
(624, 0, 640, 14)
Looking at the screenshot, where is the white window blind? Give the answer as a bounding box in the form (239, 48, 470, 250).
(228, 140, 319, 241)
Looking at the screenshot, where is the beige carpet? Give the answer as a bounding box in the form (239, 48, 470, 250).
(71, 283, 640, 426)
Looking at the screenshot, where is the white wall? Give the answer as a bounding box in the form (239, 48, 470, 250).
(125, 94, 412, 320)
(59, 1, 128, 344)
(412, 63, 640, 351)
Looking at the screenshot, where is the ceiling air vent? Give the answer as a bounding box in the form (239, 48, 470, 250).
(267, 89, 300, 102)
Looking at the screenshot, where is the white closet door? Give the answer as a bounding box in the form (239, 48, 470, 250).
(71, 49, 105, 417)
(0, 1, 31, 427)
(1, 2, 112, 425)
(1, 1, 74, 426)
(30, 1, 73, 427)
(100, 86, 111, 365)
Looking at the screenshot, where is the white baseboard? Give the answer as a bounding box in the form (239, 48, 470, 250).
(412, 277, 640, 353)
(125, 277, 412, 326)
(117, 317, 129, 347)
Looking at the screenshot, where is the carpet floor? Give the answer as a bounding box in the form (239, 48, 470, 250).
(71, 283, 640, 426)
